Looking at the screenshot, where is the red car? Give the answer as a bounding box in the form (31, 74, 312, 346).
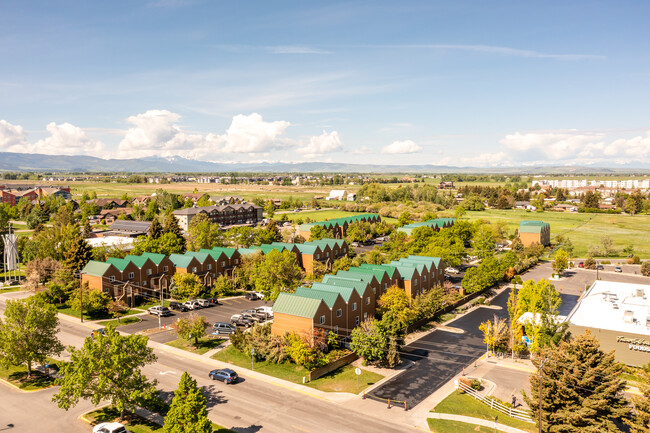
(578, 262, 584, 268)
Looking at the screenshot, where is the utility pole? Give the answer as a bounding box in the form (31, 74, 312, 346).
(78, 272, 84, 323)
(538, 359, 546, 433)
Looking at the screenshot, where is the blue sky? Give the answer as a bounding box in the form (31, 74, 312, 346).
(1, 1, 649, 166)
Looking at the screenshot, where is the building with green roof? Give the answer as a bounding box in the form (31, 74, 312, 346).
(271, 293, 331, 341)
(298, 213, 381, 240)
(518, 220, 550, 246)
(397, 217, 456, 236)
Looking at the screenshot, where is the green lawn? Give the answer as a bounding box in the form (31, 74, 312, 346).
(56, 304, 143, 321)
(0, 357, 61, 391)
(166, 337, 225, 355)
(85, 406, 234, 433)
(0, 286, 22, 293)
(283, 209, 370, 222)
(428, 419, 509, 433)
(464, 209, 650, 258)
(212, 346, 382, 392)
(432, 391, 535, 433)
(97, 316, 142, 328)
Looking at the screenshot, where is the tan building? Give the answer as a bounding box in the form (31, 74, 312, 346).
(271, 293, 331, 342)
(518, 220, 550, 247)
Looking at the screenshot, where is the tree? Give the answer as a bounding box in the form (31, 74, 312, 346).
(150, 217, 162, 239)
(53, 328, 158, 421)
(187, 213, 222, 251)
(0, 297, 63, 378)
(131, 232, 186, 256)
(264, 201, 275, 219)
(67, 283, 111, 316)
(378, 286, 417, 332)
(625, 190, 645, 215)
(582, 190, 601, 209)
(397, 211, 413, 227)
(63, 234, 93, 274)
(309, 225, 332, 241)
(523, 331, 628, 432)
(600, 235, 615, 257)
(584, 256, 597, 270)
(413, 285, 445, 319)
(172, 273, 206, 299)
(164, 372, 212, 433)
(25, 205, 48, 230)
(386, 336, 400, 368)
(211, 275, 236, 297)
(175, 314, 209, 346)
(479, 315, 508, 354)
(332, 256, 353, 273)
(82, 217, 92, 237)
(642, 261, 650, 277)
(247, 250, 302, 301)
(349, 319, 388, 365)
(552, 249, 568, 275)
(473, 224, 495, 258)
(163, 213, 186, 251)
(626, 365, 650, 433)
(108, 300, 128, 324)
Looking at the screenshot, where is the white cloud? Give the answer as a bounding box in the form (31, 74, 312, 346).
(296, 130, 343, 157)
(32, 122, 105, 155)
(213, 113, 291, 154)
(381, 140, 422, 154)
(0, 120, 29, 151)
(350, 146, 372, 155)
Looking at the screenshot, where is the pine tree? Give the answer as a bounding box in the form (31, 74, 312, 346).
(163, 213, 186, 252)
(150, 217, 162, 239)
(64, 235, 93, 274)
(626, 366, 650, 433)
(82, 218, 92, 237)
(164, 372, 212, 433)
(523, 331, 628, 432)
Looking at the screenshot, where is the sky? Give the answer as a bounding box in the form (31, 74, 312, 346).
(1, 0, 650, 167)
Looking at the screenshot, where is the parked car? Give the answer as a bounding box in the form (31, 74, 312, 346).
(615, 266, 623, 273)
(205, 297, 220, 306)
(351, 242, 359, 247)
(212, 322, 237, 335)
(183, 300, 202, 310)
(240, 312, 263, 323)
(445, 267, 460, 274)
(196, 298, 214, 308)
(91, 328, 105, 339)
(93, 422, 129, 433)
(209, 368, 238, 384)
(169, 301, 189, 312)
(597, 264, 604, 270)
(230, 314, 254, 327)
(254, 306, 273, 318)
(578, 262, 584, 268)
(147, 306, 172, 317)
(444, 273, 451, 279)
(244, 292, 260, 301)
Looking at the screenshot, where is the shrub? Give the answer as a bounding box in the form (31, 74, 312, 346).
(601, 260, 611, 265)
(628, 255, 641, 265)
(476, 297, 485, 305)
(584, 256, 597, 270)
(642, 262, 650, 277)
(470, 378, 482, 391)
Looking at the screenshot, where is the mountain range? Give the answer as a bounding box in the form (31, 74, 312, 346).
(1, 151, 650, 174)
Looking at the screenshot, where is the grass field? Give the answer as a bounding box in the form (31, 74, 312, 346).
(212, 346, 382, 392)
(282, 209, 398, 224)
(97, 316, 142, 328)
(166, 336, 225, 355)
(0, 357, 60, 391)
(463, 209, 650, 258)
(431, 391, 535, 433)
(428, 419, 509, 433)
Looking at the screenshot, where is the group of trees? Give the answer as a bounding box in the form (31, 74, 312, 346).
(356, 183, 453, 207)
(235, 250, 302, 301)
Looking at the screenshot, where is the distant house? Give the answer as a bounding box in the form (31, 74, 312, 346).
(92, 198, 129, 208)
(182, 193, 209, 204)
(271, 293, 331, 341)
(438, 181, 454, 189)
(99, 208, 132, 224)
(107, 220, 152, 237)
(518, 221, 550, 247)
(132, 195, 153, 206)
(36, 187, 72, 200)
(172, 203, 263, 231)
(326, 190, 347, 201)
(552, 204, 577, 213)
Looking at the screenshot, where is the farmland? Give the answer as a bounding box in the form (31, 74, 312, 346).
(464, 209, 650, 258)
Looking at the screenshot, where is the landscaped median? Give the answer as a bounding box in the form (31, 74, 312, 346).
(212, 345, 383, 393)
(82, 405, 234, 433)
(430, 391, 535, 433)
(0, 357, 62, 391)
(166, 336, 225, 355)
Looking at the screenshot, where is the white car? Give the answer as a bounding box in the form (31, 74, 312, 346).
(253, 291, 265, 300)
(183, 300, 202, 310)
(255, 306, 273, 318)
(93, 422, 129, 433)
(445, 267, 460, 274)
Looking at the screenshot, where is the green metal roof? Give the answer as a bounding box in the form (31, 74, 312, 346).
(318, 276, 368, 296)
(295, 244, 319, 255)
(106, 257, 131, 271)
(184, 251, 211, 264)
(294, 287, 341, 308)
(345, 266, 388, 282)
(310, 283, 355, 301)
(334, 270, 377, 285)
(199, 248, 227, 260)
(141, 252, 166, 265)
(298, 214, 380, 232)
(237, 248, 263, 256)
(387, 262, 417, 280)
(169, 254, 196, 269)
(406, 255, 441, 268)
(519, 220, 549, 233)
(360, 263, 398, 278)
(210, 247, 238, 258)
(272, 293, 324, 318)
(123, 254, 151, 268)
(82, 260, 114, 276)
(259, 244, 284, 254)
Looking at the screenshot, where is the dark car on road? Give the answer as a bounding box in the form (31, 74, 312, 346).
(597, 264, 604, 270)
(209, 368, 238, 384)
(244, 292, 260, 301)
(91, 328, 106, 339)
(169, 301, 189, 312)
(230, 314, 254, 328)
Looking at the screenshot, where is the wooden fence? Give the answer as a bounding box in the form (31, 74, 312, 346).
(308, 351, 358, 381)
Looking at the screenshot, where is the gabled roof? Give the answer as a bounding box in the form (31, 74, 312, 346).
(237, 248, 263, 256)
(345, 266, 388, 282)
(295, 244, 319, 255)
(334, 270, 377, 285)
(141, 252, 167, 265)
(109, 220, 151, 233)
(199, 248, 227, 260)
(406, 255, 442, 268)
(272, 293, 325, 318)
(294, 287, 342, 308)
(169, 253, 197, 269)
(519, 220, 549, 233)
(317, 276, 368, 296)
(311, 283, 355, 301)
(259, 244, 284, 254)
(106, 257, 132, 271)
(184, 251, 212, 264)
(360, 263, 398, 278)
(387, 262, 418, 280)
(123, 254, 152, 268)
(81, 260, 114, 276)
(271, 242, 300, 251)
(394, 259, 428, 273)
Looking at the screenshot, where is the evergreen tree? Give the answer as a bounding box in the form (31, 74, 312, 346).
(626, 365, 650, 433)
(64, 234, 93, 274)
(82, 217, 92, 237)
(149, 217, 162, 239)
(163, 213, 186, 252)
(523, 331, 628, 432)
(164, 372, 212, 433)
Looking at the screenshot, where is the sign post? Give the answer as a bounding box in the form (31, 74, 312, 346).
(355, 367, 361, 389)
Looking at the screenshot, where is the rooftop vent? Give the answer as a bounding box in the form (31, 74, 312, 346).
(636, 289, 645, 298)
(624, 310, 634, 323)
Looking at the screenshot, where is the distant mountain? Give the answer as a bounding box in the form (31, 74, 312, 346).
(1, 151, 650, 174)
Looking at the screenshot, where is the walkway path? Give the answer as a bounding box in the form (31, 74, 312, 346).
(428, 413, 531, 433)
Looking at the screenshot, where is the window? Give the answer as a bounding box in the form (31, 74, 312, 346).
(336, 308, 342, 317)
(235, 259, 239, 264)
(352, 302, 357, 311)
(128, 272, 134, 279)
(334, 325, 339, 334)
(222, 261, 226, 267)
(414, 279, 418, 285)
(326, 252, 329, 257)
(366, 297, 370, 305)
(192, 267, 197, 273)
(373, 287, 376, 294)
(164, 266, 168, 272)
(316, 254, 320, 259)
(384, 283, 387, 289)
(146, 269, 152, 275)
(208, 264, 212, 270)
(423, 275, 426, 282)
(364, 312, 368, 319)
(320, 315, 326, 324)
(355, 316, 360, 325)
(142, 281, 147, 286)
(109, 276, 115, 282)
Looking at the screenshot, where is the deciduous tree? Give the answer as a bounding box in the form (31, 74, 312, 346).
(552, 249, 568, 275)
(53, 328, 158, 421)
(172, 273, 206, 299)
(0, 297, 63, 378)
(164, 372, 212, 433)
(175, 313, 209, 346)
(378, 286, 416, 332)
(350, 319, 388, 365)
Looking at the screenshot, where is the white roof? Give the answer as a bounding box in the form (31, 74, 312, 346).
(86, 236, 134, 250)
(567, 280, 650, 335)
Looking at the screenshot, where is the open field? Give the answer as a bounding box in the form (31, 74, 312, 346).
(282, 209, 398, 224)
(464, 209, 650, 258)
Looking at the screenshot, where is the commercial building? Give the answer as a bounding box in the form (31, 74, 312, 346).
(172, 202, 263, 231)
(517, 220, 550, 247)
(566, 280, 650, 366)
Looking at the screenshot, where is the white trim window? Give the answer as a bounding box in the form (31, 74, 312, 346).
(336, 309, 342, 317)
(320, 315, 326, 324)
(128, 272, 134, 279)
(352, 302, 357, 311)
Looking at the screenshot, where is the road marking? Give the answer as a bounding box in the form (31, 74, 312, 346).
(159, 370, 176, 375)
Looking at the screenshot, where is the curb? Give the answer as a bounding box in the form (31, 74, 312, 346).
(0, 373, 56, 393)
(78, 403, 113, 425)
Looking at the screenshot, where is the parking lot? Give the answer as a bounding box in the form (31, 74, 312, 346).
(119, 296, 272, 343)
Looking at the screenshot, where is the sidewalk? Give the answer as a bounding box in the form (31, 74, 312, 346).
(428, 413, 530, 433)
